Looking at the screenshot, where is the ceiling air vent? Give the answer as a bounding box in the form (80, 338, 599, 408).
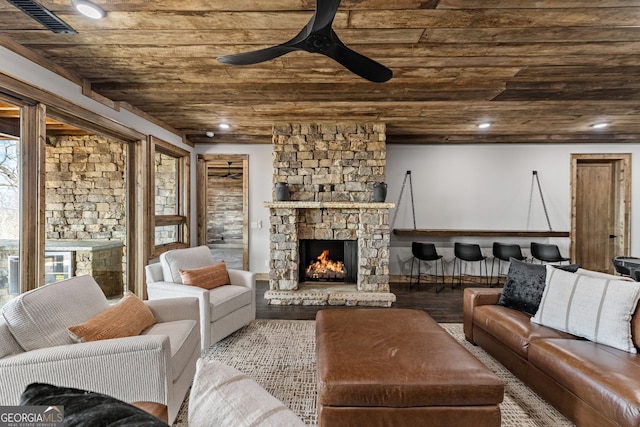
(7, 0, 77, 34)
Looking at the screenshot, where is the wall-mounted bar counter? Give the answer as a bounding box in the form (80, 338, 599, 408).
(393, 229, 570, 238)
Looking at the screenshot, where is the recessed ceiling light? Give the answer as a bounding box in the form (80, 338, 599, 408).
(205, 131, 215, 138)
(477, 122, 491, 129)
(72, 0, 106, 19)
(219, 123, 231, 130)
(590, 122, 609, 129)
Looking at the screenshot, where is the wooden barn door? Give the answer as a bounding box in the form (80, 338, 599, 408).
(570, 154, 631, 273)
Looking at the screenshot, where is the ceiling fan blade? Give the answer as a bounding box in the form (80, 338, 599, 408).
(217, 45, 297, 66)
(217, 1, 326, 66)
(217, 0, 393, 82)
(310, 0, 342, 32)
(328, 37, 393, 83)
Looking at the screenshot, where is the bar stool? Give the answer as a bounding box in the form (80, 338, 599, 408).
(530, 242, 570, 264)
(452, 242, 488, 288)
(491, 242, 526, 286)
(410, 242, 445, 293)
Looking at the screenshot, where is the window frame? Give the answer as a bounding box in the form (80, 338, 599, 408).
(150, 136, 190, 258)
(0, 74, 151, 297)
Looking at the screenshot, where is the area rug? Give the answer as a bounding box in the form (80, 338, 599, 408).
(172, 320, 573, 426)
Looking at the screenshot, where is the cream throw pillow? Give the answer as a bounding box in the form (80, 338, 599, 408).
(532, 266, 640, 353)
(189, 359, 305, 427)
(180, 261, 230, 290)
(67, 291, 157, 342)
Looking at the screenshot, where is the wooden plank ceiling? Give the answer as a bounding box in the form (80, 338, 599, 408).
(1, 0, 640, 145)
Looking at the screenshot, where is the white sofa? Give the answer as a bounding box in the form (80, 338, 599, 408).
(145, 245, 256, 350)
(0, 275, 199, 424)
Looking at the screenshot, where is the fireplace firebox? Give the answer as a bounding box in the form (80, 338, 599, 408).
(299, 239, 357, 284)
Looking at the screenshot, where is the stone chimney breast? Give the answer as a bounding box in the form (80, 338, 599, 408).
(265, 123, 395, 306)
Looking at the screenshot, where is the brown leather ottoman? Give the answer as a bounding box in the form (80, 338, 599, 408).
(316, 308, 504, 427)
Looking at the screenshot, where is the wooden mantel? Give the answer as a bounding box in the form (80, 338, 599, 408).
(393, 229, 570, 238)
(265, 201, 395, 209)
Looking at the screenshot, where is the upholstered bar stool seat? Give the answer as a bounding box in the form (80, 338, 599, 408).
(490, 242, 526, 286)
(530, 242, 570, 264)
(410, 242, 445, 293)
(452, 242, 488, 288)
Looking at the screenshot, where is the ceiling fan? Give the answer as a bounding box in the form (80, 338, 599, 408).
(216, 0, 393, 83)
(214, 162, 242, 179)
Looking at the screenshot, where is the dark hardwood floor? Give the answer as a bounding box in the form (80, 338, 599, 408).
(256, 280, 495, 323)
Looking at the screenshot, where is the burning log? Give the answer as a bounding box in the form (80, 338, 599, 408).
(306, 250, 345, 281)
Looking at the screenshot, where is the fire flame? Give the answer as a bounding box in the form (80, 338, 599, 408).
(306, 250, 344, 274)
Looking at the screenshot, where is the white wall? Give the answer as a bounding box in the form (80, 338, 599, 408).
(198, 142, 640, 276)
(387, 144, 640, 276)
(388, 144, 574, 232)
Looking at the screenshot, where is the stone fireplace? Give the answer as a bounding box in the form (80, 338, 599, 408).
(264, 123, 396, 306)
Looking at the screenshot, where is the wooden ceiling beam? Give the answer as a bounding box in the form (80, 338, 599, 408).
(20, 41, 640, 59)
(14, 0, 639, 13)
(1, 29, 425, 46)
(349, 8, 640, 29)
(0, 117, 19, 137)
(388, 133, 640, 144)
(438, 0, 639, 7)
(8, 26, 640, 46)
(37, 0, 434, 13)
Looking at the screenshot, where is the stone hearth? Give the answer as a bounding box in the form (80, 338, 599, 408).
(265, 123, 395, 306)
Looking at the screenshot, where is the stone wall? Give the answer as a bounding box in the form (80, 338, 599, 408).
(75, 245, 124, 297)
(155, 152, 177, 216)
(44, 134, 125, 296)
(154, 152, 178, 244)
(206, 175, 243, 243)
(45, 135, 126, 241)
(272, 123, 386, 202)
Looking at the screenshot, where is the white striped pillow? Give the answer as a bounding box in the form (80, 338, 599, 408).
(532, 265, 640, 353)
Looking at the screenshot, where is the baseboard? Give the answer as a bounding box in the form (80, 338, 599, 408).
(260, 274, 492, 284)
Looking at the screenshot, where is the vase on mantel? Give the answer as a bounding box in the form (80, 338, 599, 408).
(373, 182, 387, 202)
(275, 182, 289, 201)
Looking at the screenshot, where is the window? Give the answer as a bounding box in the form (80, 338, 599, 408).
(45, 119, 129, 298)
(1, 74, 163, 299)
(0, 100, 21, 308)
(151, 137, 190, 257)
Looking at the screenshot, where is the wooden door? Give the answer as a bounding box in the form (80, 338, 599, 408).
(571, 154, 631, 273)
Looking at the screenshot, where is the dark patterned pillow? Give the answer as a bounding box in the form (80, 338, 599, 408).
(497, 259, 579, 315)
(20, 383, 168, 427)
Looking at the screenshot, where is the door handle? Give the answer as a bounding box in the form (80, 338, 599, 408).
(609, 234, 617, 239)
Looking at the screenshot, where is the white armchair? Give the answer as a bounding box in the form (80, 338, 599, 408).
(0, 275, 200, 425)
(145, 245, 256, 350)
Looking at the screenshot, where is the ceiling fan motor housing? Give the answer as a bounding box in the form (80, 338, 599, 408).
(306, 33, 332, 53)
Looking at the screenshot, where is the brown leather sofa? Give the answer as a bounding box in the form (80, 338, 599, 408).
(464, 286, 640, 427)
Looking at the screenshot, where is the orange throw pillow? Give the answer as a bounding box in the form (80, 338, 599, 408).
(67, 291, 156, 343)
(180, 261, 230, 290)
